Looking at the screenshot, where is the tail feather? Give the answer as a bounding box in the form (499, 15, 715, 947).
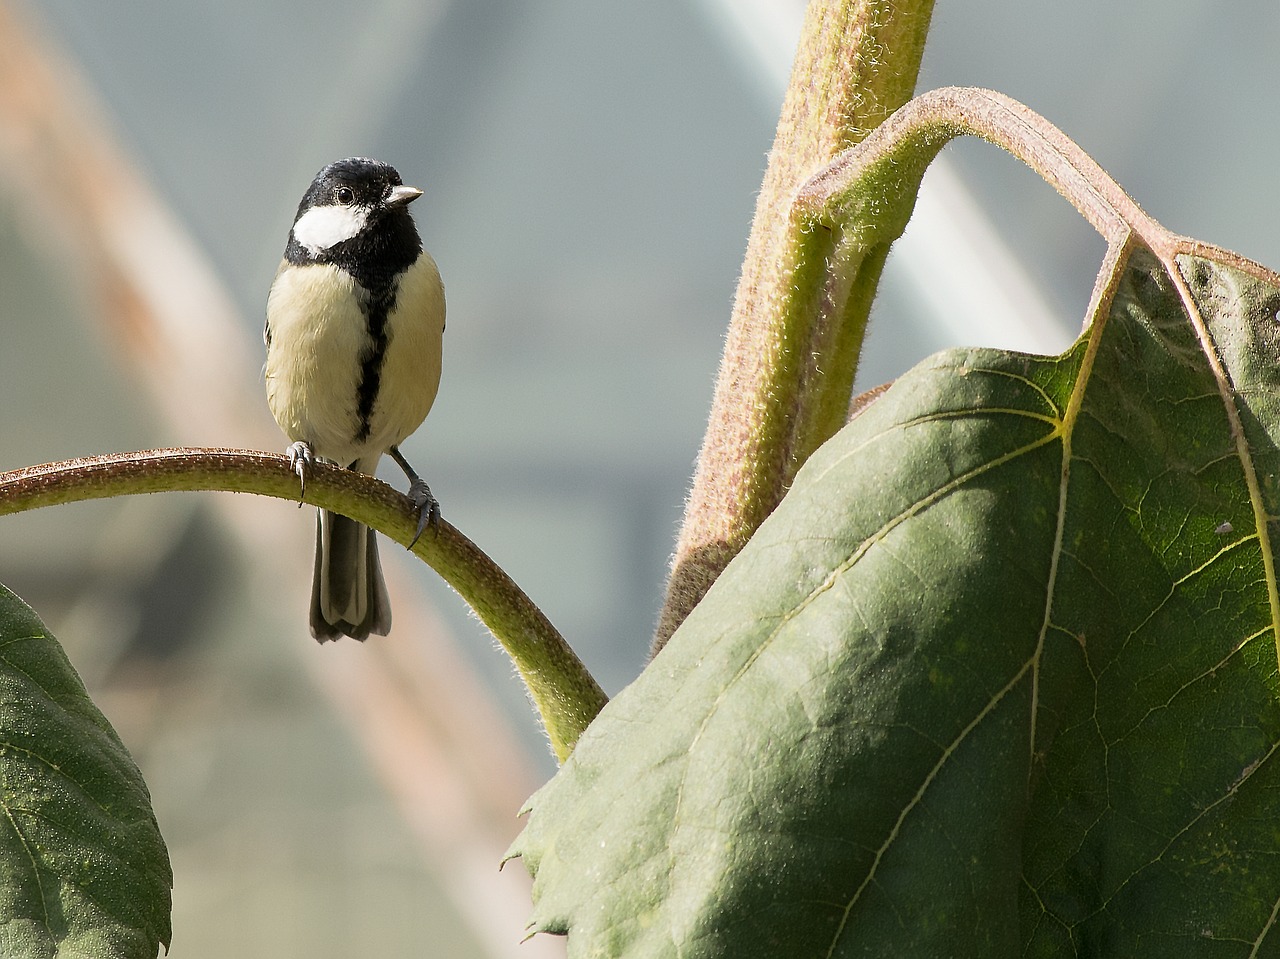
(310, 509, 391, 641)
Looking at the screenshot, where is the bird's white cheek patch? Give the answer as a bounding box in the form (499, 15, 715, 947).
(292, 204, 370, 253)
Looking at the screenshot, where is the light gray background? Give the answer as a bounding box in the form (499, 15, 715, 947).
(2, 1, 1277, 955)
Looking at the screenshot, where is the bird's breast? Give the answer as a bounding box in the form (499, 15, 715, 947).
(367, 253, 446, 452)
(264, 256, 445, 467)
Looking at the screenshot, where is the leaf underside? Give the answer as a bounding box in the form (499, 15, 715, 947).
(0, 586, 171, 959)
(511, 244, 1280, 956)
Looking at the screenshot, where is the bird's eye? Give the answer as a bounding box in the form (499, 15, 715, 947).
(335, 187, 355, 204)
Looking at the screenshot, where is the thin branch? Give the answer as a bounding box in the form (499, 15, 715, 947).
(0, 447, 607, 762)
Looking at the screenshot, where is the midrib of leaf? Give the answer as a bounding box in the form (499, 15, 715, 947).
(1167, 255, 1280, 680)
(1163, 253, 1280, 956)
(661, 373, 1067, 953)
(812, 369, 1075, 954)
(1027, 242, 1120, 767)
(1021, 246, 1280, 950)
(819, 229, 1149, 953)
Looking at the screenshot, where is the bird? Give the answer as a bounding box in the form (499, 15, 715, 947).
(264, 157, 445, 641)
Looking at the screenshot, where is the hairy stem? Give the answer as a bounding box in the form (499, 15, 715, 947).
(653, 0, 936, 654)
(0, 448, 606, 762)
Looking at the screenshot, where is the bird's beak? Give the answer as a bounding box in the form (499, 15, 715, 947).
(386, 185, 424, 208)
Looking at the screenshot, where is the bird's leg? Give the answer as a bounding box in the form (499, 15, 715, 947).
(389, 445, 440, 547)
(285, 441, 314, 506)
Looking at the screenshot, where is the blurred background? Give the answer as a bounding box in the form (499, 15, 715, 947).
(1, 0, 1277, 955)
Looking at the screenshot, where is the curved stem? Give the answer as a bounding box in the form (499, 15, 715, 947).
(798, 86, 1144, 246)
(0, 447, 606, 763)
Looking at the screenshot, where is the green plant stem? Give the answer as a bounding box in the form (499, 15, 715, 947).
(653, 0, 936, 654)
(0, 447, 606, 762)
(798, 87, 1140, 248)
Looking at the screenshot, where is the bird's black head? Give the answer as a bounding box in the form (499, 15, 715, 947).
(285, 157, 424, 291)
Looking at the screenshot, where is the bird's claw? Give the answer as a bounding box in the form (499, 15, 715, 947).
(407, 479, 441, 548)
(388, 445, 440, 547)
(285, 441, 314, 505)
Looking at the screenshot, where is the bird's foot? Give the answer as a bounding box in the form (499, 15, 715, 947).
(389, 445, 441, 547)
(407, 478, 441, 548)
(285, 441, 314, 505)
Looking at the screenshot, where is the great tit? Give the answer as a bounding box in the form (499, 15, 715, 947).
(265, 157, 445, 641)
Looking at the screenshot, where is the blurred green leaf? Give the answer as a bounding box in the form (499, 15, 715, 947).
(0, 585, 171, 958)
(511, 246, 1280, 956)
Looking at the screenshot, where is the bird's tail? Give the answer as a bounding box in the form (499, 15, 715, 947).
(310, 509, 391, 641)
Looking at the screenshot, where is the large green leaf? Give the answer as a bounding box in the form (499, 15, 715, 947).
(511, 245, 1280, 956)
(0, 585, 171, 958)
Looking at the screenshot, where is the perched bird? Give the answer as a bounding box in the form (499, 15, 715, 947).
(264, 157, 445, 641)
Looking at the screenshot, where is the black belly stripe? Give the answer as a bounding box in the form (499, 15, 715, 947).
(284, 203, 423, 450)
(354, 283, 398, 443)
